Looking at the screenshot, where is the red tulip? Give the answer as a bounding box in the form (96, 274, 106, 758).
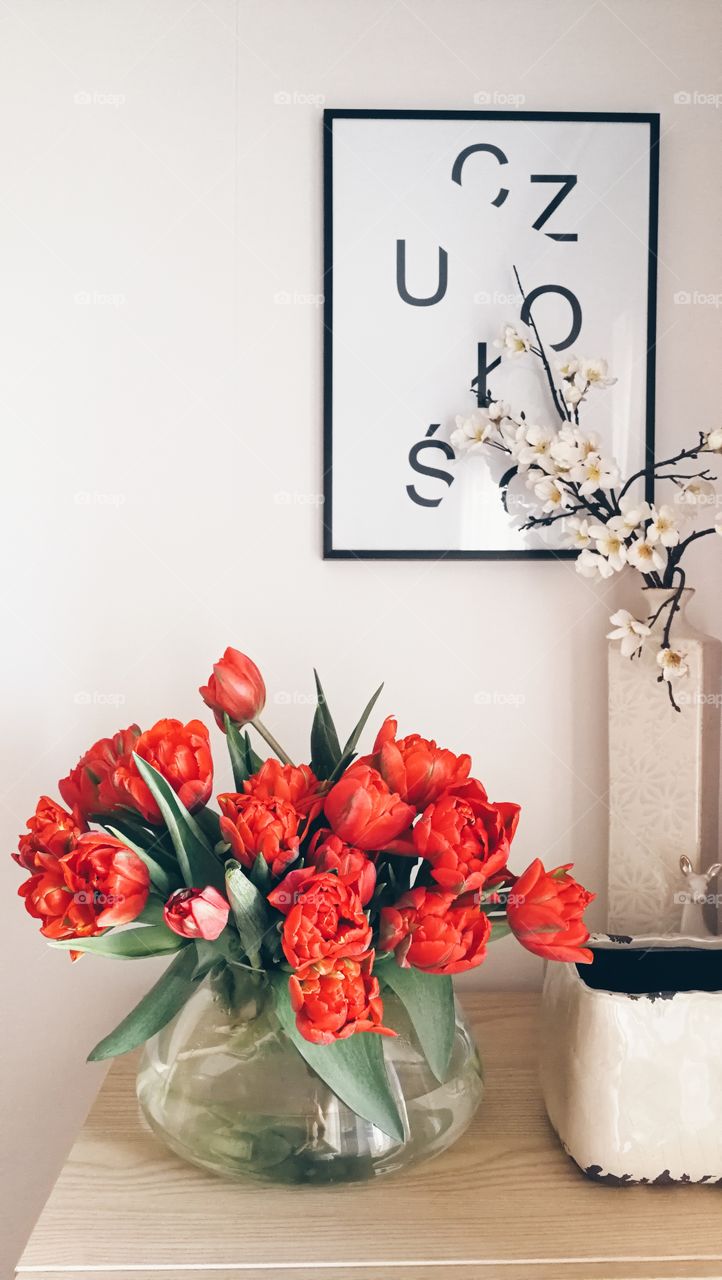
(289, 953, 395, 1044)
(163, 886, 229, 941)
(361, 715, 471, 810)
(268, 867, 372, 970)
(13, 796, 87, 871)
(107, 718, 213, 824)
(506, 859, 594, 963)
(199, 647, 266, 729)
(59, 726, 141, 820)
(380, 886, 491, 974)
(413, 778, 520, 894)
(19, 832, 150, 941)
(243, 760, 323, 820)
(306, 829, 376, 905)
(324, 764, 415, 852)
(218, 793, 301, 878)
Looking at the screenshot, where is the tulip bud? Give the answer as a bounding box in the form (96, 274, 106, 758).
(163, 886, 229, 941)
(199, 648, 266, 730)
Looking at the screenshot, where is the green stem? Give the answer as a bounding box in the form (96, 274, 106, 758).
(251, 718, 295, 766)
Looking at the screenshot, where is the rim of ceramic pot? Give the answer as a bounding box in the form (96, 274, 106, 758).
(556, 932, 722, 1000)
(590, 931, 722, 950)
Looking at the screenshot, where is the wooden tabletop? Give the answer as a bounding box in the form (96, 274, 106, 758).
(17, 992, 722, 1280)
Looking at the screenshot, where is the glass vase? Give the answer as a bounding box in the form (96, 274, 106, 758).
(136, 966, 483, 1185)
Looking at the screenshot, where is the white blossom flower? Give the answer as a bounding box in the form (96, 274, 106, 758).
(627, 536, 665, 574)
(563, 381, 584, 408)
(515, 422, 556, 471)
(675, 479, 716, 512)
(607, 496, 652, 538)
(577, 358, 617, 389)
(572, 452, 620, 496)
(576, 548, 615, 579)
(589, 523, 628, 571)
(451, 409, 493, 455)
(555, 354, 579, 379)
(498, 417, 522, 449)
(549, 425, 599, 474)
(562, 515, 594, 549)
(647, 504, 681, 547)
(494, 324, 532, 359)
(565, 516, 595, 548)
(487, 399, 511, 422)
(607, 608, 652, 657)
(530, 474, 573, 514)
(656, 646, 689, 682)
(704, 428, 722, 452)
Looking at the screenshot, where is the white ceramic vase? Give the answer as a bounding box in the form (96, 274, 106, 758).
(540, 934, 722, 1184)
(608, 588, 722, 936)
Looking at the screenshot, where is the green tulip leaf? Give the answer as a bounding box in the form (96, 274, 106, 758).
(243, 731, 264, 774)
(102, 814, 179, 875)
(132, 754, 226, 893)
(310, 669, 342, 779)
(225, 860, 270, 967)
(135, 895, 167, 926)
(106, 825, 176, 899)
(193, 806, 223, 848)
(191, 935, 230, 981)
(331, 682, 384, 781)
(249, 852, 271, 894)
(380, 963, 455, 1084)
(224, 714, 252, 788)
(87, 944, 199, 1060)
(51, 924, 186, 959)
(271, 972, 405, 1142)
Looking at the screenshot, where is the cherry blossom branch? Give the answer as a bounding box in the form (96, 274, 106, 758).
(512, 266, 569, 424)
(617, 435, 710, 503)
(653, 566, 687, 713)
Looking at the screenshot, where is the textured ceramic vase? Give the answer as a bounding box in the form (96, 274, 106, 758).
(540, 934, 722, 1184)
(136, 968, 484, 1185)
(608, 588, 722, 935)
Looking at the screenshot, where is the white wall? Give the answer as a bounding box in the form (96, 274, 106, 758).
(1, 0, 720, 1270)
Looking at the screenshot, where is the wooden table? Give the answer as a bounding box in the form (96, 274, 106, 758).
(16, 993, 722, 1280)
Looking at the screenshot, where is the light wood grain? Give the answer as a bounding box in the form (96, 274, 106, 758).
(17, 993, 722, 1278)
(17, 1267, 722, 1280)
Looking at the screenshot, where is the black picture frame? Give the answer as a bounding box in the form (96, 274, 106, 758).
(322, 109, 660, 561)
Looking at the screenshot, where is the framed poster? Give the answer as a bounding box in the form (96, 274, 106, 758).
(323, 110, 659, 559)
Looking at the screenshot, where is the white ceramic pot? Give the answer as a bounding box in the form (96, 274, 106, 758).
(540, 934, 722, 1184)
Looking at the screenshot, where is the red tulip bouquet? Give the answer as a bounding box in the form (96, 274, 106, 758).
(14, 648, 594, 1135)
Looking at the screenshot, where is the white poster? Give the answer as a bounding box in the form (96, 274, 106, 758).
(324, 111, 658, 559)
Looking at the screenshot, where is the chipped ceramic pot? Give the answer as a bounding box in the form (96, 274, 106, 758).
(540, 934, 722, 1184)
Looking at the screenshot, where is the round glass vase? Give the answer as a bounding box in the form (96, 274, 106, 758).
(136, 965, 483, 1185)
